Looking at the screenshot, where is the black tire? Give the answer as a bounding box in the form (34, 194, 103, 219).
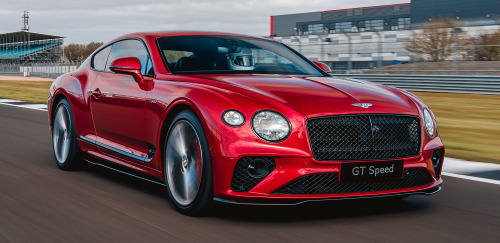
(52, 98, 81, 170)
(163, 110, 213, 215)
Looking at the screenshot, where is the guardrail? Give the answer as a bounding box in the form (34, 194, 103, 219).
(335, 74, 500, 95)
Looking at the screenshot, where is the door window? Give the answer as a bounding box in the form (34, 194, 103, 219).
(92, 45, 112, 71)
(105, 39, 151, 75)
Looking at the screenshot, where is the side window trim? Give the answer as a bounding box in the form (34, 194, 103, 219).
(91, 37, 155, 77)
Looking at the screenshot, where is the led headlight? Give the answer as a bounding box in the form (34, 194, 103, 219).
(423, 108, 436, 137)
(252, 110, 291, 142)
(222, 110, 245, 127)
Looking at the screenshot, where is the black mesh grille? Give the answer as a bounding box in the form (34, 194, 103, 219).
(307, 114, 421, 161)
(274, 168, 432, 195)
(231, 157, 276, 192)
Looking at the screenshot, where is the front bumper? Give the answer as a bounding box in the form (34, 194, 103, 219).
(211, 148, 443, 203)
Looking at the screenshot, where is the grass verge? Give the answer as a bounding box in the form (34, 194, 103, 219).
(413, 92, 500, 164)
(0, 80, 498, 164)
(0, 80, 52, 104)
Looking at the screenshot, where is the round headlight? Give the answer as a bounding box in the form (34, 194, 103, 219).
(423, 108, 435, 137)
(222, 110, 245, 127)
(252, 110, 291, 142)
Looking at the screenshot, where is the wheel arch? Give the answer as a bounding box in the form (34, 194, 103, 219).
(50, 92, 70, 127)
(158, 99, 212, 171)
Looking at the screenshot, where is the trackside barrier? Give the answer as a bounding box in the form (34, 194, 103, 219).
(335, 74, 500, 95)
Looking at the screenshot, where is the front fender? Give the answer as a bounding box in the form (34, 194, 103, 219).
(48, 69, 98, 139)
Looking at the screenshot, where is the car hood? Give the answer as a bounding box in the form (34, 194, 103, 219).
(200, 75, 418, 118)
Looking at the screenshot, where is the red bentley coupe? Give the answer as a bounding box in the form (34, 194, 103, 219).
(48, 31, 444, 215)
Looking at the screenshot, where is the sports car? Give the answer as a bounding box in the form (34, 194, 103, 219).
(48, 31, 444, 215)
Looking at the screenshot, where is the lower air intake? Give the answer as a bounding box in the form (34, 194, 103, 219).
(273, 168, 432, 195)
(231, 157, 276, 192)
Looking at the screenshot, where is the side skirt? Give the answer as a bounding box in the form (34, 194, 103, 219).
(82, 157, 166, 186)
(78, 135, 155, 163)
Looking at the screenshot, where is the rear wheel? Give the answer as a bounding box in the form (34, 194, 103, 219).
(52, 98, 81, 170)
(164, 110, 213, 215)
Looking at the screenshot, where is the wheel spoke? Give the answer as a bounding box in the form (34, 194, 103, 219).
(165, 120, 203, 206)
(183, 171, 191, 200)
(52, 105, 72, 163)
(55, 109, 67, 131)
(60, 139, 69, 161)
(167, 130, 185, 157)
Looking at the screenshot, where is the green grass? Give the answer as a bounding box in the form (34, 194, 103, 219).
(413, 92, 500, 164)
(0, 80, 499, 163)
(0, 80, 52, 104)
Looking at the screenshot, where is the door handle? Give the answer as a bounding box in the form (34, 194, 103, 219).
(91, 89, 102, 97)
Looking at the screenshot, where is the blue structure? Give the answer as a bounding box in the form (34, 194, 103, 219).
(0, 31, 64, 64)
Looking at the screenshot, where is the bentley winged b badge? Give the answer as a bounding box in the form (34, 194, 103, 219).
(352, 103, 373, 108)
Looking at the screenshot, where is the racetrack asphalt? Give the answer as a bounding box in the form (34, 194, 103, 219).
(0, 104, 499, 242)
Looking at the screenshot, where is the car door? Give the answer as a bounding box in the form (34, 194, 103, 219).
(90, 39, 154, 163)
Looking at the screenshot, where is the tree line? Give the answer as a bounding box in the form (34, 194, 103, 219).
(61, 42, 104, 62)
(404, 17, 500, 62)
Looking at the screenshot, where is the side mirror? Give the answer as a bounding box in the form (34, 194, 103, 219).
(313, 61, 332, 75)
(109, 57, 143, 82)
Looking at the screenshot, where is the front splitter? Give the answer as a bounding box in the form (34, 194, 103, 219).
(213, 185, 441, 206)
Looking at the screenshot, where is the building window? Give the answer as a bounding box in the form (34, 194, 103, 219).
(389, 18, 410, 31)
(309, 24, 325, 34)
(328, 23, 336, 33)
(336, 22, 352, 33)
(390, 18, 399, 30)
(357, 21, 366, 32)
(328, 22, 354, 33)
(300, 25, 308, 35)
(365, 20, 384, 32)
(398, 18, 411, 30)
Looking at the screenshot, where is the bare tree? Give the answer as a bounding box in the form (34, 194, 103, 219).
(405, 18, 463, 62)
(470, 28, 500, 61)
(63, 42, 104, 62)
(64, 44, 85, 62)
(83, 42, 104, 60)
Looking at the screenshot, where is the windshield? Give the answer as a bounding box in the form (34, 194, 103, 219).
(157, 36, 323, 75)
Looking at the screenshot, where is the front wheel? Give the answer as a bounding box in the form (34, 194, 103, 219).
(52, 98, 81, 170)
(164, 110, 213, 215)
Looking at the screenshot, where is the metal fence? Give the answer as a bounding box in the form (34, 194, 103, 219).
(337, 74, 500, 95)
(0, 61, 81, 78)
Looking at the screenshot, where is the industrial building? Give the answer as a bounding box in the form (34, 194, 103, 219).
(270, 0, 500, 72)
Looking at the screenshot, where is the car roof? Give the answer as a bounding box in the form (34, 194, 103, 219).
(110, 31, 273, 43)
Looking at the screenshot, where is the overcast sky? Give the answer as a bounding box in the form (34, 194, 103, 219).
(0, 0, 409, 44)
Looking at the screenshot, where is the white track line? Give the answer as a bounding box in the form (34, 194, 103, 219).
(0, 99, 21, 103)
(0, 101, 47, 111)
(17, 104, 48, 110)
(442, 172, 500, 186)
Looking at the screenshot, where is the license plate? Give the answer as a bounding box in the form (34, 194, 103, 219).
(340, 160, 404, 182)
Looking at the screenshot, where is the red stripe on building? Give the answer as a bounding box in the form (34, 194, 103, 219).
(270, 16, 274, 36)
